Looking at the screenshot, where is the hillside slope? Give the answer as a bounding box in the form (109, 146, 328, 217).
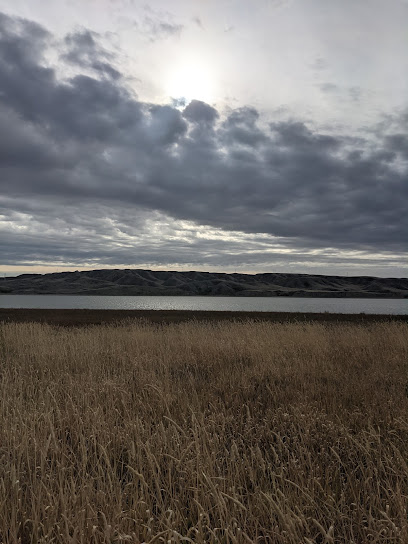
(1, 269, 407, 297)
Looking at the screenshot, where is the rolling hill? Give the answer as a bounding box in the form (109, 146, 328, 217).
(1, 269, 407, 298)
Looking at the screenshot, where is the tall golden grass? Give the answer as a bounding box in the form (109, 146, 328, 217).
(0, 319, 407, 543)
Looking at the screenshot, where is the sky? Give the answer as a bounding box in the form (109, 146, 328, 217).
(0, 0, 407, 278)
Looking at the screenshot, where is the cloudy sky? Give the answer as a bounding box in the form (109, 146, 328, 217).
(0, 0, 407, 277)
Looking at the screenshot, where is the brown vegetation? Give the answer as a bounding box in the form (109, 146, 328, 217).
(1, 308, 407, 327)
(0, 319, 407, 543)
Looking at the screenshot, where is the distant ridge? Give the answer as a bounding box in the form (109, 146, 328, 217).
(1, 269, 407, 298)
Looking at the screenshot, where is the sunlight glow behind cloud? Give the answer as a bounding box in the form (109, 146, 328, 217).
(164, 57, 217, 104)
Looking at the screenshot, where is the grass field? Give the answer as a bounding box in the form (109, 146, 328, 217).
(0, 319, 407, 543)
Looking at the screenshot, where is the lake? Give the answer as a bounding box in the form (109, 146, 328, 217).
(0, 295, 406, 314)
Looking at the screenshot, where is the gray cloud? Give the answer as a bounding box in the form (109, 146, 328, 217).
(62, 29, 121, 80)
(319, 83, 338, 94)
(192, 16, 203, 29)
(311, 57, 327, 72)
(143, 17, 183, 41)
(0, 12, 407, 274)
(138, 6, 183, 41)
(183, 100, 219, 124)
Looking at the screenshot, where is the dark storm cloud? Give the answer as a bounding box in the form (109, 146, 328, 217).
(222, 107, 268, 147)
(0, 12, 407, 270)
(183, 100, 218, 124)
(385, 134, 408, 159)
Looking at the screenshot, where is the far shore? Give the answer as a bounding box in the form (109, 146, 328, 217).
(0, 308, 406, 327)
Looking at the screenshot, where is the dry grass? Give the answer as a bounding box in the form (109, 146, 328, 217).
(0, 319, 407, 543)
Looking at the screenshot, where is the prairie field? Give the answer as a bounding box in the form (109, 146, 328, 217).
(0, 319, 407, 543)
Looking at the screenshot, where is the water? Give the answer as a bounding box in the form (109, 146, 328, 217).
(0, 295, 406, 314)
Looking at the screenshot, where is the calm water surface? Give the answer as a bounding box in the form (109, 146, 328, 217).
(0, 295, 406, 314)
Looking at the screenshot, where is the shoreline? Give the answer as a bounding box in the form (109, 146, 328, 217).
(0, 308, 406, 326)
(0, 293, 407, 298)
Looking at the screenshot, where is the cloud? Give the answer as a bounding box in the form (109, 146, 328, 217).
(143, 17, 183, 41)
(139, 6, 183, 41)
(62, 29, 121, 80)
(319, 82, 338, 94)
(311, 57, 327, 72)
(192, 16, 204, 29)
(1, 201, 404, 275)
(0, 12, 407, 274)
(183, 100, 219, 124)
(319, 82, 365, 104)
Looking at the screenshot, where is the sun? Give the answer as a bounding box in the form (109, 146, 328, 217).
(165, 58, 216, 104)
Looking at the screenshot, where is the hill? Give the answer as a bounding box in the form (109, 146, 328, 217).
(1, 269, 407, 297)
